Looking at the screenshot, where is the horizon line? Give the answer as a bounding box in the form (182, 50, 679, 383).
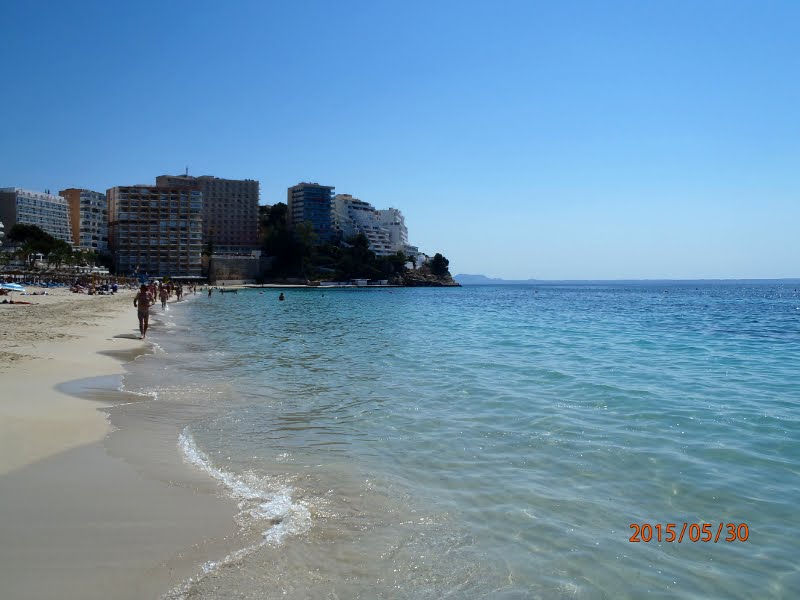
(455, 276, 800, 283)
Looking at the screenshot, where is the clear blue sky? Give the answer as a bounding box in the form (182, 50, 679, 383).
(1, 0, 798, 279)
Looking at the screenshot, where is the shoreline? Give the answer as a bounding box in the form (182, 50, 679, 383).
(0, 288, 239, 599)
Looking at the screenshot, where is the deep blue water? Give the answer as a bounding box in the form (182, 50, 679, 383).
(131, 284, 800, 599)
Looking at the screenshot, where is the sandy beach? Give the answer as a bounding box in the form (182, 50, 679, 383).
(0, 288, 142, 473)
(0, 288, 238, 599)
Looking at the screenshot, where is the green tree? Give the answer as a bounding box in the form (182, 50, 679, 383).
(46, 239, 74, 271)
(48, 248, 68, 270)
(333, 233, 381, 280)
(7, 224, 60, 255)
(384, 251, 408, 276)
(294, 222, 317, 277)
(311, 243, 342, 273)
(7, 224, 50, 245)
(65, 251, 80, 271)
(90, 250, 114, 272)
(295, 221, 317, 249)
(430, 253, 450, 277)
(261, 203, 315, 277)
(0, 251, 13, 270)
(16, 241, 38, 269)
(259, 203, 288, 237)
(81, 249, 98, 267)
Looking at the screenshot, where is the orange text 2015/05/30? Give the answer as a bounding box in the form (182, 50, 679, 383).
(629, 523, 749, 543)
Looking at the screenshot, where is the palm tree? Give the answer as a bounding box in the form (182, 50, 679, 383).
(64, 252, 79, 272)
(81, 249, 98, 268)
(16, 241, 37, 270)
(295, 222, 318, 278)
(48, 249, 68, 270)
(0, 251, 12, 271)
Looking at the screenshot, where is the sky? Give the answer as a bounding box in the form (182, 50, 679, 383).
(1, 0, 798, 279)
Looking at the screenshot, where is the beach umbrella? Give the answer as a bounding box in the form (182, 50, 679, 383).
(1, 283, 26, 301)
(1, 283, 25, 292)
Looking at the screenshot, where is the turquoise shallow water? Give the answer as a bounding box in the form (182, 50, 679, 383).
(127, 284, 800, 599)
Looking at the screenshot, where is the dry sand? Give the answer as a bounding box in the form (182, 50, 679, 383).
(0, 287, 143, 473)
(0, 287, 239, 599)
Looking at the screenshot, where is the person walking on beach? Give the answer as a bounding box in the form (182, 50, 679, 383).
(134, 284, 154, 339)
(159, 284, 168, 310)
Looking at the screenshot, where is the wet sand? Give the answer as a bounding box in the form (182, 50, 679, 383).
(0, 288, 238, 599)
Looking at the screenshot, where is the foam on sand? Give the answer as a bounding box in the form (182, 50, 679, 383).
(179, 427, 311, 542)
(168, 428, 312, 598)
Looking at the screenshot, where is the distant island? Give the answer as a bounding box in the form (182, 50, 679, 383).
(454, 274, 541, 285)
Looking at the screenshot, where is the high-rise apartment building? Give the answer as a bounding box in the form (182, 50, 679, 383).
(59, 188, 109, 252)
(0, 188, 73, 244)
(333, 194, 394, 255)
(287, 182, 335, 243)
(376, 208, 409, 253)
(333, 195, 411, 257)
(155, 174, 259, 254)
(107, 185, 203, 277)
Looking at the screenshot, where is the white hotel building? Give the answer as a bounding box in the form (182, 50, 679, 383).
(0, 188, 73, 244)
(333, 194, 393, 255)
(332, 194, 413, 257)
(376, 207, 409, 252)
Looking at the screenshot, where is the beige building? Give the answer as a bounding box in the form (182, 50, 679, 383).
(156, 174, 259, 254)
(59, 188, 108, 252)
(107, 185, 203, 277)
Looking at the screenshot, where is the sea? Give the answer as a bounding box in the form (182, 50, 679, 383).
(117, 283, 800, 599)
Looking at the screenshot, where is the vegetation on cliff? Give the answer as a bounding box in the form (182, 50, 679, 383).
(257, 203, 456, 285)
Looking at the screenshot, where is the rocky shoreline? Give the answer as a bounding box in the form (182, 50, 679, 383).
(392, 272, 461, 287)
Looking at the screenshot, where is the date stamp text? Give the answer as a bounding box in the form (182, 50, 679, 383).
(629, 522, 749, 543)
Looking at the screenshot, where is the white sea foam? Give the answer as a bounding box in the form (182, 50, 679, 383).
(141, 341, 166, 356)
(167, 428, 312, 598)
(178, 428, 311, 536)
(117, 374, 159, 403)
(162, 542, 262, 600)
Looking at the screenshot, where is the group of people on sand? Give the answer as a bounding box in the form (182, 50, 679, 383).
(71, 281, 119, 295)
